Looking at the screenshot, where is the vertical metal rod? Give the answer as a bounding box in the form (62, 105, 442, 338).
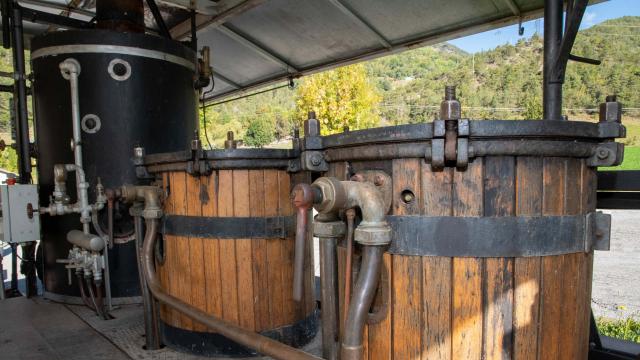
(10, 243, 18, 292)
(190, 9, 197, 52)
(320, 237, 339, 360)
(10, 3, 31, 182)
(0, 248, 4, 299)
(543, 0, 564, 120)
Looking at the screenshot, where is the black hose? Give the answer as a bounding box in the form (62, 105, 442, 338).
(77, 273, 96, 311)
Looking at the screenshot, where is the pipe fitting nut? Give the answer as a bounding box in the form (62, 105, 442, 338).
(312, 177, 346, 213)
(354, 224, 391, 246)
(313, 220, 346, 238)
(142, 208, 163, 219)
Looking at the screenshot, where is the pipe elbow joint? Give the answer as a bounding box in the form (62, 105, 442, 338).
(311, 177, 391, 245)
(120, 185, 163, 219)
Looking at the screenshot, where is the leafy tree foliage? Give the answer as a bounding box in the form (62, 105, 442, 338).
(244, 116, 275, 147)
(295, 64, 381, 134)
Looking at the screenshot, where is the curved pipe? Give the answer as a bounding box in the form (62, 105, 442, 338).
(340, 245, 385, 360)
(340, 181, 386, 226)
(67, 230, 105, 252)
(141, 218, 322, 360)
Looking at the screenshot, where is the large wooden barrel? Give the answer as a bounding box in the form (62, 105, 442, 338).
(147, 148, 318, 356)
(320, 120, 624, 360)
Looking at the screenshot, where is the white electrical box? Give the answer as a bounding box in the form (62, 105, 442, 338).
(0, 184, 41, 244)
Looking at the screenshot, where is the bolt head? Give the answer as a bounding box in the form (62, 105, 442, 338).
(374, 174, 385, 186)
(597, 148, 609, 160)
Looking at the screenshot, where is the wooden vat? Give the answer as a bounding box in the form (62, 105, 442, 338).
(150, 149, 317, 356)
(319, 119, 624, 360)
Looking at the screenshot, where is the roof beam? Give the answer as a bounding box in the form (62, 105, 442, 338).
(218, 25, 298, 72)
(327, 0, 391, 49)
(169, 0, 267, 40)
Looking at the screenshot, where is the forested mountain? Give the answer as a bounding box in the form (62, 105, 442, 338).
(370, 16, 639, 123)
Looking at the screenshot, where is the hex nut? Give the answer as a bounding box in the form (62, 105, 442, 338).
(142, 208, 163, 219)
(313, 221, 346, 237)
(354, 224, 391, 246)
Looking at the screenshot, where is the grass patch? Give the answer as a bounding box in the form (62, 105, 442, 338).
(602, 146, 640, 171)
(597, 317, 640, 343)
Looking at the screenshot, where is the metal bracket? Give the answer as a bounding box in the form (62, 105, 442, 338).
(585, 211, 611, 252)
(300, 150, 328, 172)
(163, 215, 295, 239)
(586, 142, 625, 167)
(430, 119, 469, 170)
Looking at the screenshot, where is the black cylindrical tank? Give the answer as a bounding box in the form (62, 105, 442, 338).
(31, 30, 197, 301)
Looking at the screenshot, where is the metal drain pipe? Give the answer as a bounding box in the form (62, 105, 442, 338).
(128, 185, 322, 360)
(293, 178, 391, 360)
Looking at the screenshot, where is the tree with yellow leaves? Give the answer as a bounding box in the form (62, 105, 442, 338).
(295, 63, 381, 135)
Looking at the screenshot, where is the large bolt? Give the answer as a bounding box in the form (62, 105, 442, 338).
(374, 174, 385, 186)
(445, 85, 456, 100)
(303, 111, 321, 137)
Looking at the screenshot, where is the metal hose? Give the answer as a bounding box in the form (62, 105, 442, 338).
(141, 218, 322, 360)
(340, 245, 385, 360)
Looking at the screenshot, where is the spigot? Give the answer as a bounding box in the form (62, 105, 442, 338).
(291, 183, 317, 301)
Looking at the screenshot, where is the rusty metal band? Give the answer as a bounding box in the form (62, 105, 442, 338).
(162, 215, 295, 239)
(386, 212, 610, 257)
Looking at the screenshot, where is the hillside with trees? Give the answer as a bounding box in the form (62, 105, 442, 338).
(200, 16, 639, 148)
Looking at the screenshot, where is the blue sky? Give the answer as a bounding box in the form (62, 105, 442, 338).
(449, 0, 640, 53)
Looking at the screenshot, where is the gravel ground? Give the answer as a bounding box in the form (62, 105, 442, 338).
(592, 210, 640, 320)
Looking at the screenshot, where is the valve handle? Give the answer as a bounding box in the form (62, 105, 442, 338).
(291, 183, 315, 302)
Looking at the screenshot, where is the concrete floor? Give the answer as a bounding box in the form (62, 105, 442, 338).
(0, 297, 130, 360)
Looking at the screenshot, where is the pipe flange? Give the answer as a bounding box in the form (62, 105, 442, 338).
(312, 177, 346, 213)
(354, 223, 391, 246)
(81, 114, 101, 134)
(313, 220, 346, 238)
(108, 58, 132, 81)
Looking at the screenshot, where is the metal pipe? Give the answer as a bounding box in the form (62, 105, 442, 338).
(291, 183, 316, 301)
(66, 230, 105, 252)
(134, 214, 161, 350)
(343, 209, 356, 323)
(340, 246, 385, 360)
(59, 59, 94, 233)
(141, 218, 322, 360)
(543, 0, 564, 120)
(10, 3, 31, 183)
(319, 236, 339, 360)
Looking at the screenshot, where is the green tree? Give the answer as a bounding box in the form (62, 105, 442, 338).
(521, 93, 543, 120)
(244, 116, 275, 147)
(295, 64, 381, 134)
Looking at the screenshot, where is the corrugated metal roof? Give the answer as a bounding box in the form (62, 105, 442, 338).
(15, 0, 602, 101)
(190, 0, 553, 100)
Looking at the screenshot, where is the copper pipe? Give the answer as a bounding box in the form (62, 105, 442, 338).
(291, 183, 316, 301)
(343, 208, 356, 323)
(141, 218, 322, 360)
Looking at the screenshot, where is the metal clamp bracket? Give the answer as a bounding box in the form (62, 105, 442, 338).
(586, 142, 625, 167)
(431, 119, 470, 170)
